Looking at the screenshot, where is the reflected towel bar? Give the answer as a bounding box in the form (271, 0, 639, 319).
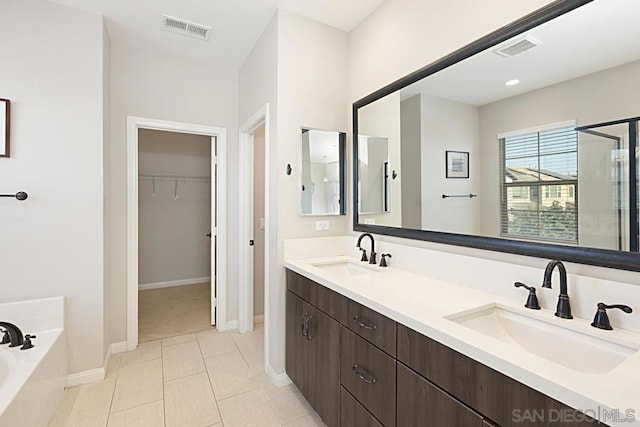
(0, 192, 28, 201)
(442, 193, 477, 199)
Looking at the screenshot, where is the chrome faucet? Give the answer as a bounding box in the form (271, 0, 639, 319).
(356, 233, 376, 265)
(0, 322, 24, 347)
(541, 260, 573, 319)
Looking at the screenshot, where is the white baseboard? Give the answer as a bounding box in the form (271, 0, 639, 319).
(139, 276, 211, 291)
(254, 314, 264, 324)
(224, 320, 238, 331)
(69, 341, 128, 388)
(111, 341, 127, 354)
(267, 364, 292, 387)
(67, 368, 105, 387)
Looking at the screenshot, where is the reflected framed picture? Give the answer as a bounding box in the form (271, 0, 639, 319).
(446, 150, 469, 178)
(0, 99, 9, 158)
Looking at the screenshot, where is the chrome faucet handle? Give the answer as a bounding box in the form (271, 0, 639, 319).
(514, 282, 541, 310)
(591, 303, 633, 330)
(359, 247, 368, 262)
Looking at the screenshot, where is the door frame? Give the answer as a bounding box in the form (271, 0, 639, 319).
(238, 104, 271, 370)
(126, 116, 227, 351)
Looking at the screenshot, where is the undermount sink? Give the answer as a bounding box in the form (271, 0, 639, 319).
(309, 260, 379, 277)
(446, 304, 639, 374)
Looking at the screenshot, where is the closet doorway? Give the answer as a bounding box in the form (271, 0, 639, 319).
(126, 117, 227, 351)
(137, 129, 213, 343)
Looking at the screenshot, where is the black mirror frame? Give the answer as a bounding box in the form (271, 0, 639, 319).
(351, 0, 640, 273)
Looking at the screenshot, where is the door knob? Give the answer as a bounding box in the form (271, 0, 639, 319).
(206, 232, 212, 238)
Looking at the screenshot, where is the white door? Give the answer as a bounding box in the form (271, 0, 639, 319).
(211, 136, 217, 326)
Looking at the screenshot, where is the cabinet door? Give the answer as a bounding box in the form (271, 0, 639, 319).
(341, 387, 383, 427)
(286, 291, 308, 397)
(307, 304, 341, 427)
(397, 363, 484, 427)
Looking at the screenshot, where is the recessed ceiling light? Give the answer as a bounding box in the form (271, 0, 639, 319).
(505, 79, 520, 86)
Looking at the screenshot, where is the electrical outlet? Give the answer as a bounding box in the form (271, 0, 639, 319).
(315, 220, 330, 231)
(259, 218, 265, 230)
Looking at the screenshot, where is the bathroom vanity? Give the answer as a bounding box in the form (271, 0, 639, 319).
(284, 253, 640, 427)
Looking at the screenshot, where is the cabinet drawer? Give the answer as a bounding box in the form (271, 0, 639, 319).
(286, 269, 347, 324)
(287, 269, 315, 303)
(397, 324, 602, 427)
(346, 299, 396, 356)
(341, 387, 383, 427)
(397, 362, 483, 427)
(341, 328, 396, 427)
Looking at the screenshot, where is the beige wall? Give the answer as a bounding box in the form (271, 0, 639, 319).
(0, 0, 106, 374)
(109, 44, 239, 342)
(253, 125, 266, 318)
(138, 129, 211, 285)
(240, 10, 350, 374)
(358, 92, 402, 226)
(479, 60, 640, 239)
(421, 95, 480, 234)
(400, 95, 422, 229)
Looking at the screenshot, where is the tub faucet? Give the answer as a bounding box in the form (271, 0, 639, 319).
(356, 233, 376, 265)
(0, 322, 25, 347)
(542, 260, 573, 319)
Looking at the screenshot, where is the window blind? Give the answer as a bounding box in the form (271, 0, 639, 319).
(500, 125, 578, 243)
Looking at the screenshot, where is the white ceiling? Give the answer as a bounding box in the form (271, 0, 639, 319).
(308, 129, 340, 163)
(401, 0, 640, 106)
(48, 0, 384, 68)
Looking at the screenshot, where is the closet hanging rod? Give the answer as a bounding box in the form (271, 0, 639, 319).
(0, 191, 28, 201)
(442, 193, 477, 199)
(138, 174, 210, 181)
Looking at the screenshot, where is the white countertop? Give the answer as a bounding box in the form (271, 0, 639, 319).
(285, 255, 640, 427)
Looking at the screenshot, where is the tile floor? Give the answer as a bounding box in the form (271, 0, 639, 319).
(138, 283, 214, 343)
(49, 325, 325, 427)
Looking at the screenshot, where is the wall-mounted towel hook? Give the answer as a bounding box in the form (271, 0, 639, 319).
(0, 191, 28, 201)
(173, 180, 179, 200)
(152, 177, 157, 196)
(286, 164, 292, 175)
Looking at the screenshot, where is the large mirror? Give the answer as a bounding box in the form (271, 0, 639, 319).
(300, 128, 347, 216)
(354, 0, 640, 271)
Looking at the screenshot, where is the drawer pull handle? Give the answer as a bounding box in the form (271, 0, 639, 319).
(353, 316, 377, 331)
(301, 314, 309, 337)
(306, 315, 313, 340)
(352, 364, 376, 384)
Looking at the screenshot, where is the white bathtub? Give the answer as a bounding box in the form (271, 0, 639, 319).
(0, 297, 67, 426)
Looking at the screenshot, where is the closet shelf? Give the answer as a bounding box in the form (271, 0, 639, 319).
(139, 173, 211, 182)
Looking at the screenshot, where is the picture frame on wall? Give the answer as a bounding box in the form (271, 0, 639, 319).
(0, 99, 9, 158)
(445, 150, 469, 178)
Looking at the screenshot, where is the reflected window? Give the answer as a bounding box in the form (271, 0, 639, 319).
(500, 124, 578, 243)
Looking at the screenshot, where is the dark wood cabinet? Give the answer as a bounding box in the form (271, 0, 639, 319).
(397, 324, 602, 427)
(286, 291, 308, 396)
(306, 304, 341, 427)
(341, 328, 396, 427)
(286, 290, 340, 427)
(286, 269, 608, 427)
(397, 362, 484, 427)
(341, 387, 384, 427)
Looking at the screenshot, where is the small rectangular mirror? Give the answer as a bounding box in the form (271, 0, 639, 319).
(300, 127, 346, 216)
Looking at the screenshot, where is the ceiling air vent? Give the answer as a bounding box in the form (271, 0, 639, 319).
(494, 35, 542, 58)
(161, 14, 212, 41)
